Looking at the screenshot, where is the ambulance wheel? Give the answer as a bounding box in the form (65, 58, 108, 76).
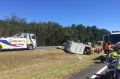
(27, 44, 33, 50)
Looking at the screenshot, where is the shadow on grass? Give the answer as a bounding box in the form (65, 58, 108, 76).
(94, 56, 102, 60)
(94, 61, 102, 64)
(93, 55, 106, 64)
(0, 49, 31, 52)
(63, 49, 78, 54)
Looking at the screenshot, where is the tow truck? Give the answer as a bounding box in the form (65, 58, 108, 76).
(0, 33, 37, 50)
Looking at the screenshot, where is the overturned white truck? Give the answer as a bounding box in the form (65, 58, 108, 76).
(64, 41, 91, 54)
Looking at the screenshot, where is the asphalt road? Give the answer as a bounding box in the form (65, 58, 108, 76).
(68, 62, 107, 79)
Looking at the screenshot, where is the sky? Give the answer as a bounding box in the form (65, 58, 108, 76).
(0, 0, 120, 31)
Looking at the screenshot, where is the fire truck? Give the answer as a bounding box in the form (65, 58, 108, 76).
(0, 33, 37, 50)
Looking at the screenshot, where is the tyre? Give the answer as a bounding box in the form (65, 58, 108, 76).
(27, 44, 33, 50)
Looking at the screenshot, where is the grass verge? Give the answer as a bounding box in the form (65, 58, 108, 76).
(0, 49, 100, 79)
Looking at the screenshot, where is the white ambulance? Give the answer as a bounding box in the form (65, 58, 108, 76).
(0, 33, 37, 50)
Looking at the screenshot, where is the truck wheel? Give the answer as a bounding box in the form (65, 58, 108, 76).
(27, 44, 33, 50)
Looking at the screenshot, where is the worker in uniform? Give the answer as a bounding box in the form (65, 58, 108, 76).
(108, 42, 113, 52)
(101, 42, 116, 62)
(101, 42, 109, 62)
(102, 42, 110, 54)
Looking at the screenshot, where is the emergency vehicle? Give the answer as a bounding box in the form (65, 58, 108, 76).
(103, 31, 120, 44)
(101, 31, 120, 62)
(0, 33, 37, 50)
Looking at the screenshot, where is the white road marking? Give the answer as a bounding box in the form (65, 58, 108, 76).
(90, 65, 107, 79)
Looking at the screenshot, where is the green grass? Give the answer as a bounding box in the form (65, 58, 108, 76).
(0, 49, 101, 79)
(21, 54, 100, 79)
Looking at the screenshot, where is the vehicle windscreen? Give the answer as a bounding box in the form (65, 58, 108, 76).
(110, 34, 120, 44)
(13, 33, 21, 38)
(13, 33, 25, 38)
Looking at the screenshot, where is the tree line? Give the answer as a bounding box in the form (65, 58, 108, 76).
(0, 15, 110, 46)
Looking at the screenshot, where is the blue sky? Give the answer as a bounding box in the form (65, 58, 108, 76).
(0, 0, 120, 31)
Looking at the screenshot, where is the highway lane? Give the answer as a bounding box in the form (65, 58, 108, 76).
(68, 62, 107, 79)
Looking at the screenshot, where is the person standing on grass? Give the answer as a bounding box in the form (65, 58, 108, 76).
(102, 42, 109, 54)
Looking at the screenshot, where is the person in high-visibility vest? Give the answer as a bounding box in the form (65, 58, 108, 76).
(107, 48, 119, 59)
(102, 42, 110, 54)
(108, 42, 113, 52)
